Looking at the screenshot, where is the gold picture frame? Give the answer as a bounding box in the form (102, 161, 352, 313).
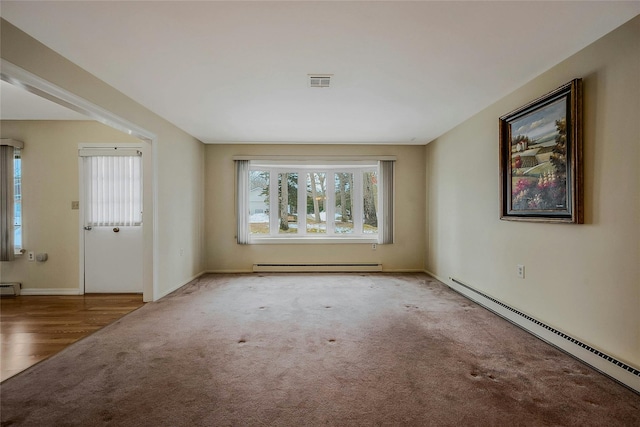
(499, 79, 583, 223)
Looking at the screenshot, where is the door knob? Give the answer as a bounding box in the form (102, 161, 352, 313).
(84, 226, 92, 231)
(113, 227, 120, 233)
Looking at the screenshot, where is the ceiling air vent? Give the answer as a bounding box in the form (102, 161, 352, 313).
(308, 74, 332, 88)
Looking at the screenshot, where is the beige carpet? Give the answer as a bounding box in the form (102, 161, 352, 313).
(1, 273, 638, 426)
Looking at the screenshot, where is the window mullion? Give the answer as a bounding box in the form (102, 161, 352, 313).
(353, 171, 363, 236)
(269, 171, 278, 236)
(326, 172, 335, 236)
(298, 169, 307, 235)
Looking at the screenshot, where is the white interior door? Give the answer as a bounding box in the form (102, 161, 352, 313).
(81, 148, 143, 293)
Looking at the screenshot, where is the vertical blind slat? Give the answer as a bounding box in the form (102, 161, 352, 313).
(84, 155, 142, 227)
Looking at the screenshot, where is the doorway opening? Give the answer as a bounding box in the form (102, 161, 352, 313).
(1, 59, 157, 301)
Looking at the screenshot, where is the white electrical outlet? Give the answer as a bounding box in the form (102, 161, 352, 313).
(517, 264, 525, 279)
(372, 243, 377, 250)
(28, 251, 35, 262)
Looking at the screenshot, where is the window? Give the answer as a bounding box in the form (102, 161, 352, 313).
(1, 140, 23, 260)
(81, 151, 143, 227)
(13, 148, 22, 253)
(237, 159, 393, 244)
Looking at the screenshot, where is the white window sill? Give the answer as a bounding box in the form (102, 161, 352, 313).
(249, 236, 379, 245)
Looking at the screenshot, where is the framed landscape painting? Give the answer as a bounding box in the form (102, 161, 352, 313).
(499, 79, 583, 223)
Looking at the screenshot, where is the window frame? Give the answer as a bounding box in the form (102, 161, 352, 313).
(247, 160, 382, 244)
(13, 148, 22, 255)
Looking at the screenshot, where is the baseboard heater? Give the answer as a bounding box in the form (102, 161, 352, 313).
(0, 282, 21, 296)
(253, 263, 382, 273)
(448, 277, 640, 394)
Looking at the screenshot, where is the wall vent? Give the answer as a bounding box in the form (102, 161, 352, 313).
(308, 74, 332, 88)
(0, 283, 21, 296)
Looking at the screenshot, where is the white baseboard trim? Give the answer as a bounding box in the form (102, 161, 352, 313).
(432, 274, 639, 394)
(382, 269, 425, 273)
(204, 268, 424, 274)
(154, 271, 206, 301)
(204, 269, 253, 274)
(20, 288, 83, 295)
(253, 263, 382, 273)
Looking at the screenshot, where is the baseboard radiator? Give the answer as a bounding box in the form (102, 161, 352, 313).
(448, 277, 640, 394)
(253, 263, 382, 273)
(0, 282, 21, 296)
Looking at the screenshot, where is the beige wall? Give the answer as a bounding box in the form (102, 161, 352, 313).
(1, 19, 205, 300)
(425, 17, 639, 366)
(205, 144, 425, 272)
(0, 120, 140, 290)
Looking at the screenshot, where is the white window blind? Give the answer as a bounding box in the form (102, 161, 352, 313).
(82, 153, 142, 226)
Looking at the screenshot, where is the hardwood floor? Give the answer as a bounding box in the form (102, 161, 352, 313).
(0, 294, 144, 382)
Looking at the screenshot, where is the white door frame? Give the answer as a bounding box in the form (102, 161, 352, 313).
(1, 60, 158, 302)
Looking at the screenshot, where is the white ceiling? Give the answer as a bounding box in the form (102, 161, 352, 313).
(1, 1, 639, 144)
